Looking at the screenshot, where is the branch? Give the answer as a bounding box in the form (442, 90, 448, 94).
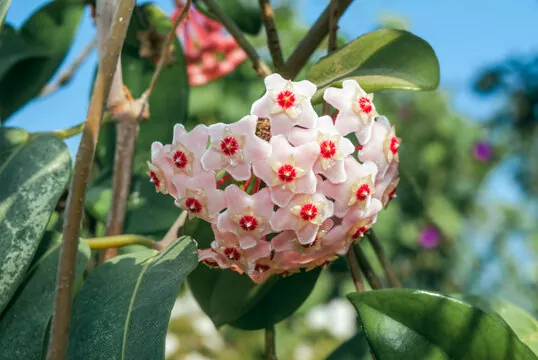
(40, 37, 97, 98)
(46, 1, 135, 359)
(366, 230, 402, 288)
(346, 246, 365, 291)
(201, 0, 272, 77)
(258, 0, 284, 71)
(265, 325, 278, 360)
(281, 0, 353, 79)
(352, 241, 383, 290)
(322, 0, 339, 115)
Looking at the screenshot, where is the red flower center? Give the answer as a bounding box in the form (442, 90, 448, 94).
(149, 170, 161, 188)
(277, 90, 295, 109)
(239, 214, 258, 231)
(355, 184, 371, 201)
(299, 203, 318, 221)
(202, 259, 219, 268)
(173, 150, 188, 169)
(254, 263, 270, 272)
(277, 164, 297, 183)
(358, 97, 372, 114)
(319, 140, 337, 159)
(220, 136, 240, 156)
(352, 226, 369, 240)
(224, 247, 241, 261)
(390, 137, 400, 155)
(185, 197, 202, 213)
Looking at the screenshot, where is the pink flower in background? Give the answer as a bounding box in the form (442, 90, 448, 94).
(147, 73, 401, 283)
(473, 141, 493, 162)
(172, 1, 247, 86)
(419, 226, 441, 249)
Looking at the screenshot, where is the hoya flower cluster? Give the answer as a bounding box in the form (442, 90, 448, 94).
(148, 74, 400, 283)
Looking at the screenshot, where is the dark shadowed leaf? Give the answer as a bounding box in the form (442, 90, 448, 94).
(194, 0, 261, 35)
(347, 289, 537, 360)
(0, 0, 10, 29)
(0, 240, 89, 359)
(326, 330, 373, 360)
(0, 134, 71, 313)
(307, 29, 440, 104)
(0, 126, 29, 164)
(67, 237, 198, 360)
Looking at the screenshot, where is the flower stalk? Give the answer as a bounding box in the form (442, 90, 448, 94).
(366, 229, 402, 288)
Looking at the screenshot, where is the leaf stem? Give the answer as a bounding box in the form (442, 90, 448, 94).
(84, 235, 157, 250)
(346, 246, 365, 291)
(46, 1, 135, 359)
(201, 0, 272, 77)
(281, 0, 353, 79)
(265, 325, 278, 360)
(258, 0, 284, 71)
(353, 241, 383, 290)
(366, 230, 402, 288)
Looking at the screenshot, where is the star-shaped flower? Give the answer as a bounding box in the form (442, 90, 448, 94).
(252, 135, 319, 207)
(271, 192, 334, 245)
(287, 115, 355, 184)
(358, 116, 400, 178)
(251, 73, 318, 135)
(322, 157, 378, 217)
(201, 115, 271, 180)
(217, 185, 274, 249)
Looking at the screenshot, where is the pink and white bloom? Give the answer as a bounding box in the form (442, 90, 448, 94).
(172, 171, 225, 221)
(217, 185, 274, 249)
(251, 74, 317, 135)
(168, 124, 208, 177)
(358, 116, 400, 178)
(201, 115, 271, 180)
(252, 135, 319, 207)
(322, 157, 378, 217)
(271, 192, 334, 245)
(323, 80, 378, 141)
(287, 115, 355, 184)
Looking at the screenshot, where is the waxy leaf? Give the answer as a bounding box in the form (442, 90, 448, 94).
(347, 289, 537, 360)
(0, 126, 29, 165)
(194, 0, 262, 35)
(0, 134, 71, 313)
(0, 240, 89, 359)
(187, 220, 321, 330)
(307, 29, 440, 104)
(0, 1, 83, 120)
(326, 331, 373, 360)
(67, 237, 198, 360)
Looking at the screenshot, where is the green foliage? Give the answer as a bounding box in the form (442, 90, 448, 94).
(307, 29, 440, 103)
(0, 126, 29, 164)
(0, 240, 89, 359)
(67, 237, 198, 360)
(0, 134, 71, 313)
(326, 331, 373, 360)
(347, 289, 537, 360)
(194, 0, 262, 35)
(0, 0, 83, 120)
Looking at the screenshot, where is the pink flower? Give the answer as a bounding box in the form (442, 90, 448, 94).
(252, 135, 319, 207)
(217, 185, 274, 249)
(168, 124, 208, 177)
(287, 115, 355, 184)
(271, 192, 334, 245)
(358, 116, 400, 178)
(324, 80, 378, 141)
(201, 115, 271, 180)
(251, 74, 318, 135)
(172, 171, 226, 222)
(322, 157, 378, 217)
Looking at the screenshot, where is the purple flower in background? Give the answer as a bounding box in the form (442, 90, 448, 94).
(473, 141, 493, 162)
(419, 226, 440, 249)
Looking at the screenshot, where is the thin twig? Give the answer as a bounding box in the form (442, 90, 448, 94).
(201, 0, 272, 77)
(155, 211, 188, 251)
(265, 325, 278, 360)
(346, 246, 365, 292)
(46, 1, 135, 359)
(40, 37, 97, 98)
(353, 241, 383, 290)
(322, 0, 339, 115)
(281, 0, 353, 79)
(366, 230, 402, 288)
(85, 235, 157, 250)
(258, 0, 284, 71)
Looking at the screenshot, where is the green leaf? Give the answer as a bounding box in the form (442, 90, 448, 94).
(0, 1, 83, 120)
(194, 0, 262, 35)
(306, 29, 440, 104)
(347, 289, 537, 360)
(326, 331, 373, 360)
(0, 0, 10, 29)
(95, 4, 189, 174)
(0, 134, 71, 313)
(187, 219, 321, 330)
(67, 237, 198, 360)
(0, 240, 90, 359)
(0, 126, 29, 165)
(0, 25, 47, 81)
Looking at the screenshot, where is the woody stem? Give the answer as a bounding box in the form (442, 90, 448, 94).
(346, 246, 365, 291)
(366, 230, 402, 288)
(265, 325, 278, 360)
(352, 241, 383, 290)
(322, 0, 339, 115)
